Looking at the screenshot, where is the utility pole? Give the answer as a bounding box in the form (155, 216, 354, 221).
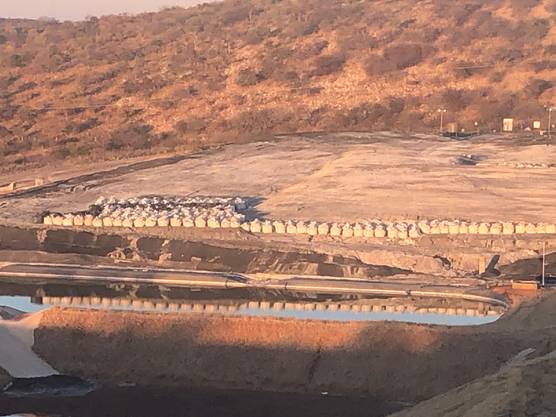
(437, 108, 447, 134)
(542, 242, 546, 288)
(547, 106, 553, 142)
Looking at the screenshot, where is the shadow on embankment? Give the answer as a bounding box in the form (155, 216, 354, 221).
(499, 250, 556, 282)
(26, 292, 556, 408)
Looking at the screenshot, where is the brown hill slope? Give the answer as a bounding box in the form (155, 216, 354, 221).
(0, 0, 555, 172)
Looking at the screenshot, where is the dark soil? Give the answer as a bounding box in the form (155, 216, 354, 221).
(0, 385, 403, 417)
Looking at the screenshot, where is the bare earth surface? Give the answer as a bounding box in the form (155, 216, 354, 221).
(2, 133, 556, 225)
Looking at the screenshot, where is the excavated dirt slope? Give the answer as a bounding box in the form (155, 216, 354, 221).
(390, 353, 556, 417)
(33, 291, 556, 405)
(1, 221, 554, 280)
(0, 225, 412, 278)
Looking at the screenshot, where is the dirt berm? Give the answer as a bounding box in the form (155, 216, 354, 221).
(3, 224, 556, 279)
(34, 291, 556, 405)
(0, 225, 409, 278)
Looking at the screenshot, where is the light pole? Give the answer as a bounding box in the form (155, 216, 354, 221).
(437, 108, 447, 133)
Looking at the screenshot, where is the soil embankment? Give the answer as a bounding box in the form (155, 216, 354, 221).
(0, 224, 411, 278)
(2, 223, 556, 279)
(33, 292, 556, 404)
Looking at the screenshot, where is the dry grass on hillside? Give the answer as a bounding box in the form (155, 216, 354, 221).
(0, 0, 555, 172)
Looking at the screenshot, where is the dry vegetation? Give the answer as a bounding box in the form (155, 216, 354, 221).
(0, 0, 555, 172)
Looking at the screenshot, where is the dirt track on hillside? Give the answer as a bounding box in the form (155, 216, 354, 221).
(33, 291, 556, 404)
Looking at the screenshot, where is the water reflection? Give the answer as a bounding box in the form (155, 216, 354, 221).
(0, 280, 505, 326)
(0, 296, 45, 314)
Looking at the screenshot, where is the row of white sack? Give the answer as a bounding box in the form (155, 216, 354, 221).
(43, 215, 556, 238)
(43, 213, 245, 228)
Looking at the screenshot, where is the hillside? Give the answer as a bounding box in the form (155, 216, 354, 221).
(0, 0, 555, 172)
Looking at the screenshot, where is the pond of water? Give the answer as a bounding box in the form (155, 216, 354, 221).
(0, 282, 504, 326)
